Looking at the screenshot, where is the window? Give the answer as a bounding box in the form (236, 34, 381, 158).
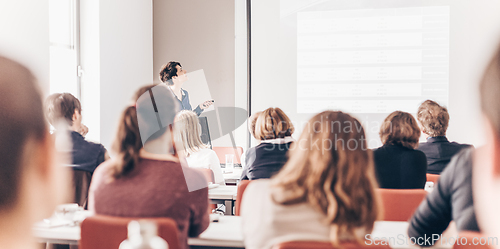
(49, 0, 80, 97)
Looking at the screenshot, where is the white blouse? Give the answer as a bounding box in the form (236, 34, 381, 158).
(241, 180, 331, 249)
(185, 148, 225, 185)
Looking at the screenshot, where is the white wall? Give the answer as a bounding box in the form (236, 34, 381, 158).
(0, 0, 50, 94)
(153, 0, 236, 147)
(445, 0, 500, 146)
(80, 0, 153, 148)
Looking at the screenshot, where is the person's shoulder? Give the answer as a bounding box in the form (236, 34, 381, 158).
(406, 147, 427, 160)
(449, 147, 474, 170)
(418, 141, 432, 150)
(182, 163, 208, 183)
(192, 148, 217, 159)
(245, 179, 271, 197)
(72, 131, 106, 150)
(92, 159, 117, 183)
(199, 147, 216, 155)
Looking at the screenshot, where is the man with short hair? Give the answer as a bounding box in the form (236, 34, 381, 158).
(45, 93, 108, 171)
(0, 55, 69, 248)
(417, 100, 472, 174)
(45, 92, 108, 207)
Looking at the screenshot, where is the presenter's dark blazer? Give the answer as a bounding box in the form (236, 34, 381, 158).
(373, 144, 427, 189)
(417, 136, 472, 175)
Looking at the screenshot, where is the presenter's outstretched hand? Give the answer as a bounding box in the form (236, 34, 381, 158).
(200, 100, 214, 110)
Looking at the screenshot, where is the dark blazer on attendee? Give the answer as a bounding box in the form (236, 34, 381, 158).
(418, 136, 472, 174)
(373, 144, 427, 189)
(408, 148, 479, 246)
(240, 141, 292, 181)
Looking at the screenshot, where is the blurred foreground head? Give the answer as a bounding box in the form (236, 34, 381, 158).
(0, 56, 68, 247)
(474, 46, 500, 246)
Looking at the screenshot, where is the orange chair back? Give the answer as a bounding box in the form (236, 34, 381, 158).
(213, 146, 244, 164)
(453, 231, 492, 249)
(235, 180, 251, 216)
(376, 188, 427, 221)
(426, 174, 440, 184)
(272, 241, 391, 249)
(80, 215, 181, 249)
(196, 168, 215, 184)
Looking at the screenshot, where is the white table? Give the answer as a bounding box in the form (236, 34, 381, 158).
(34, 216, 456, 248)
(33, 216, 244, 248)
(188, 216, 244, 248)
(209, 185, 238, 215)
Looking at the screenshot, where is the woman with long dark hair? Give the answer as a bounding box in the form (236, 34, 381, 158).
(88, 84, 209, 249)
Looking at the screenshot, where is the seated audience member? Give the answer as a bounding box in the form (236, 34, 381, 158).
(0, 56, 68, 248)
(46, 93, 108, 171)
(174, 110, 225, 185)
(373, 111, 427, 189)
(473, 46, 500, 243)
(416, 100, 472, 174)
(240, 108, 294, 180)
(45, 93, 108, 207)
(241, 111, 379, 249)
(408, 147, 479, 246)
(89, 85, 209, 249)
(240, 111, 262, 168)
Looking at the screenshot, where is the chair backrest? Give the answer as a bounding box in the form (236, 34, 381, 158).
(80, 215, 181, 249)
(376, 188, 427, 221)
(72, 169, 93, 209)
(196, 168, 215, 184)
(213, 146, 244, 164)
(272, 241, 391, 249)
(426, 174, 440, 184)
(235, 180, 251, 216)
(453, 231, 492, 249)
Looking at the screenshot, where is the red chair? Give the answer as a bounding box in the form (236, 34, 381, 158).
(426, 174, 440, 185)
(213, 146, 244, 164)
(80, 215, 181, 249)
(376, 188, 427, 221)
(453, 231, 492, 249)
(272, 241, 391, 249)
(235, 180, 251, 216)
(196, 168, 215, 184)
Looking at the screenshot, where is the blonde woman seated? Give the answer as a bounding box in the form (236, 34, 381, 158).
(174, 110, 225, 185)
(241, 111, 379, 249)
(240, 108, 294, 180)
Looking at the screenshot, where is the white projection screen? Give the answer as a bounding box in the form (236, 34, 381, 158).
(250, 0, 500, 148)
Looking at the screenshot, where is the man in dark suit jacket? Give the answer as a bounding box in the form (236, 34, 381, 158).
(418, 137, 471, 174)
(416, 100, 472, 174)
(408, 148, 479, 246)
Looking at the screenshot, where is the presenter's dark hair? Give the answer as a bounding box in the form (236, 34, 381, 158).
(159, 61, 182, 85)
(0, 56, 47, 210)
